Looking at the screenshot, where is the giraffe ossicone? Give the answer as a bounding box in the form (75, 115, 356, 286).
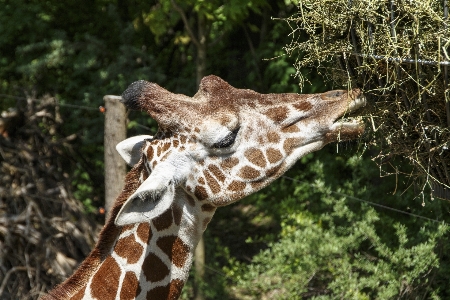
(42, 75, 365, 300)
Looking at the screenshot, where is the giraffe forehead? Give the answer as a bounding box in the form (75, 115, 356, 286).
(202, 111, 238, 128)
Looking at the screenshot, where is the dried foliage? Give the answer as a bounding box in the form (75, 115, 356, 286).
(286, 0, 450, 198)
(0, 97, 98, 299)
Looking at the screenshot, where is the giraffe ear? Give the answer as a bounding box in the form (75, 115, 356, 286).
(114, 177, 175, 226)
(116, 135, 152, 166)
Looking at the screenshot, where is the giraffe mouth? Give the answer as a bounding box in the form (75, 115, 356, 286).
(328, 95, 366, 141)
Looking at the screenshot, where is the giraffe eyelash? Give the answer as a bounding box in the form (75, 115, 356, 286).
(212, 127, 240, 149)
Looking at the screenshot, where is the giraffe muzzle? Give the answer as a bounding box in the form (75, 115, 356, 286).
(327, 92, 366, 142)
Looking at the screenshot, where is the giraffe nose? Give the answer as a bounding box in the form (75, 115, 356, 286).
(320, 90, 345, 101)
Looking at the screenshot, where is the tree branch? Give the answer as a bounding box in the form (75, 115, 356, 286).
(209, 31, 226, 48)
(171, 0, 201, 49)
(242, 24, 263, 84)
(0, 266, 29, 297)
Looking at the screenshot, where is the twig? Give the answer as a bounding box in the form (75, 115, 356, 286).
(351, 52, 450, 66)
(242, 24, 263, 84)
(171, 0, 201, 49)
(0, 266, 29, 297)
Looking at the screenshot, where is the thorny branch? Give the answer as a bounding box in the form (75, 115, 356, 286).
(286, 0, 450, 199)
(171, 0, 201, 49)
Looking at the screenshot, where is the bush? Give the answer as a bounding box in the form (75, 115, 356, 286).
(212, 147, 450, 299)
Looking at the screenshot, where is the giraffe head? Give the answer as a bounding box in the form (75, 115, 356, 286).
(115, 75, 365, 226)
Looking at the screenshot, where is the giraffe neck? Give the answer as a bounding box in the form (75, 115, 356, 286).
(84, 189, 214, 300)
(42, 167, 215, 300)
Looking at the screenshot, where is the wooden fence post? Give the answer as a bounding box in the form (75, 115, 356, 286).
(103, 95, 127, 219)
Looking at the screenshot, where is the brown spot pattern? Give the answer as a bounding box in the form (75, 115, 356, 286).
(147, 146, 154, 161)
(257, 135, 264, 144)
(218, 114, 231, 126)
(162, 142, 171, 152)
(160, 149, 172, 162)
(227, 191, 245, 204)
(204, 170, 221, 194)
(250, 180, 266, 190)
(44, 159, 145, 300)
(157, 146, 162, 157)
(266, 163, 286, 178)
(114, 234, 143, 264)
(120, 272, 141, 300)
(156, 235, 190, 268)
(169, 279, 185, 299)
(186, 194, 196, 206)
(266, 166, 279, 177)
(265, 106, 289, 123)
(283, 137, 302, 154)
(142, 253, 169, 282)
(180, 135, 187, 144)
(194, 185, 208, 200)
(153, 209, 173, 231)
(201, 203, 216, 212)
(71, 288, 84, 300)
(208, 164, 226, 182)
(121, 224, 135, 232)
(198, 177, 205, 185)
(203, 217, 212, 230)
(136, 222, 152, 244)
(90, 256, 121, 300)
(146, 279, 184, 300)
(173, 140, 179, 147)
(244, 148, 267, 168)
(172, 204, 183, 226)
(146, 285, 169, 299)
(293, 101, 312, 111)
(220, 157, 239, 170)
(142, 166, 150, 181)
(266, 148, 283, 164)
(228, 180, 246, 192)
(267, 131, 280, 143)
(281, 125, 300, 133)
(238, 166, 260, 180)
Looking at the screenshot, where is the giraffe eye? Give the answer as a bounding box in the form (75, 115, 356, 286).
(212, 128, 240, 148)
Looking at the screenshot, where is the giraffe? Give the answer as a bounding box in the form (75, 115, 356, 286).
(41, 75, 365, 300)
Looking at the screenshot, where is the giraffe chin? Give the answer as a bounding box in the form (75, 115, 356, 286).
(326, 118, 365, 142)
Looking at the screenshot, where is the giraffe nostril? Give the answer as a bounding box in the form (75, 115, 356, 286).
(321, 90, 345, 101)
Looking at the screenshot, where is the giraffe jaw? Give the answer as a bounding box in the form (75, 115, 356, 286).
(328, 94, 366, 141)
(329, 117, 365, 141)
